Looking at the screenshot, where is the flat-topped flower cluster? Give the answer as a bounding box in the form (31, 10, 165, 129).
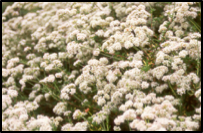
(2, 2, 201, 131)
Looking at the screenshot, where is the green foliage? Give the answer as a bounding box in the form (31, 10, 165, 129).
(2, 2, 14, 13)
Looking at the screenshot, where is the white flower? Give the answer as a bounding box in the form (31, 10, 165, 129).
(64, 111, 72, 116)
(19, 114, 29, 121)
(77, 33, 86, 41)
(99, 57, 109, 65)
(7, 89, 18, 98)
(47, 75, 55, 82)
(55, 72, 63, 78)
(179, 50, 188, 58)
(53, 102, 67, 115)
(124, 41, 133, 49)
(93, 48, 100, 56)
(2, 95, 12, 110)
(113, 42, 122, 51)
(114, 126, 121, 131)
(114, 115, 125, 125)
(123, 109, 137, 121)
(73, 109, 87, 120)
(141, 81, 149, 89)
(45, 93, 51, 101)
(95, 30, 104, 37)
(2, 68, 9, 77)
(98, 97, 106, 106)
(175, 30, 184, 37)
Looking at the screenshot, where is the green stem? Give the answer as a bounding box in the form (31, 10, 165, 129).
(100, 52, 120, 61)
(73, 94, 83, 102)
(168, 81, 178, 98)
(127, 120, 131, 131)
(196, 40, 200, 76)
(189, 18, 201, 32)
(53, 81, 60, 93)
(102, 121, 106, 131)
(106, 116, 109, 131)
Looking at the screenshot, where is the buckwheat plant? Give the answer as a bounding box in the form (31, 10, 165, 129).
(2, 2, 201, 131)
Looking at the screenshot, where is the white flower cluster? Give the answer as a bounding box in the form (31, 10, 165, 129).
(61, 121, 88, 131)
(53, 102, 67, 115)
(60, 83, 76, 100)
(2, 2, 201, 131)
(73, 109, 87, 120)
(2, 100, 41, 131)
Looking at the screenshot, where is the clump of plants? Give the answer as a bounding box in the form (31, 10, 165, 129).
(2, 2, 201, 131)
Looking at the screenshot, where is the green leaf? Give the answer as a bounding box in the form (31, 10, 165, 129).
(141, 65, 150, 72)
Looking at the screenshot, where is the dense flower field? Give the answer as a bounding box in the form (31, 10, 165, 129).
(2, 2, 201, 131)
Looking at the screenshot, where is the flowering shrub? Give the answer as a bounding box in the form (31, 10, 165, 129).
(2, 2, 201, 131)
